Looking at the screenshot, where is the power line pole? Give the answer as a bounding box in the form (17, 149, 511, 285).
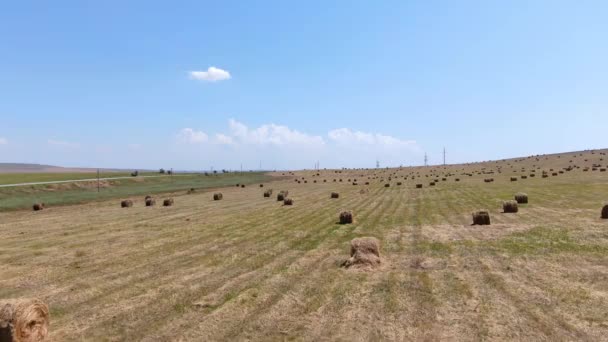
(97, 168, 100, 193)
(443, 147, 446, 166)
(424, 153, 428, 166)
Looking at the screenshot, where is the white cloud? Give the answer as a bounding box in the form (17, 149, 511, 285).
(214, 133, 234, 145)
(48, 139, 80, 148)
(228, 119, 325, 147)
(189, 67, 231, 82)
(177, 128, 208, 144)
(328, 128, 418, 148)
(0, 137, 7, 145)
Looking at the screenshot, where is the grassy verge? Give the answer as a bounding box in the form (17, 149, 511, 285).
(0, 172, 273, 211)
(0, 172, 164, 185)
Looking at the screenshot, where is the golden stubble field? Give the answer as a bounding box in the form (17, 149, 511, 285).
(1, 150, 608, 341)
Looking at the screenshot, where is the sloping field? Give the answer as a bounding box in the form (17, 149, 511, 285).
(1, 150, 607, 340)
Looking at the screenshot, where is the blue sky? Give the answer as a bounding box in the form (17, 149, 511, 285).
(1, 0, 607, 170)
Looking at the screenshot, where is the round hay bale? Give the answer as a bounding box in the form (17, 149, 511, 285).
(472, 210, 491, 225)
(187, 188, 196, 194)
(32, 203, 44, 211)
(0, 298, 49, 342)
(163, 198, 174, 207)
(455, 178, 460, 182)
(514, 193, 528, 204)
(121, 200, 133, 208)
(263, 190, 273, 198)
(283, 198, 293, 205)
(277, 191, 288, 201)
(145, 198, 156, 207)
(384, 183, 390, 187)
(429, 182, 435, 186)
(396, 182, 402, 186)
(259, 184, 264, 188)
(213, 193, 223, 201)
(601, 204, 608, 219)
(235, 183, 240, 187)
(339, 211, 353, 224)
(416, 184, 423, 188)
(331, 192, 339, 199)
(510, 177, 517, 182)
(342, 237, 380, 268)
(241, 184, 246, 188)
(503, 200, 519, 213)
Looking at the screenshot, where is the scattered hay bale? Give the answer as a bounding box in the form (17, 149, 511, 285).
(552, 172, 558, 176)
(213, 193, 223, 201)
(331, 192, 340, 199)
(339, 211, 353, 224)
(263, 190, 273, 197)
(472, 210, 491, 225)
(429, 182, 435, 186)
(510, 177, 517, 182)
(0, 298, 50, 342)
(283, 198, 293, 205)
(277, 191, 289, 201)
(521, 175, 527, 179)
(455, 178, 460, 182)
(384, 183, 390, 187)
(396, 182, 402, 186)
(145, 195, 152, 200)
(342, 237, 380, 269)
(259, 184, 264, 188)
(163, 198, 174, 207)
(602, 204, 608, 219)
(187, 188, 196, 194)
(32, 203, 44, 211)
(416, 184, 423, 188)
(503, 200, 519, 213)
(235, 184, 240, 187)
(145, 198, 156, 207)
(542, 174, 549, 178)
(241, 184, 246, 188)
(121, 200, 133, 208)
(514, 193, 528, 204)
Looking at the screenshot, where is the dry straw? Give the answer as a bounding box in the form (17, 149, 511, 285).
(339, 211, 353, 224)
(0, 298, 50, 342)
(472, 210, 491, 225)
(514, 193, 528, 204)
(503, 200, 519, 213)
(342, 237, 381, 269)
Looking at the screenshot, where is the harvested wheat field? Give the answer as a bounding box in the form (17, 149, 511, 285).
(1, 150, 608, 341)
